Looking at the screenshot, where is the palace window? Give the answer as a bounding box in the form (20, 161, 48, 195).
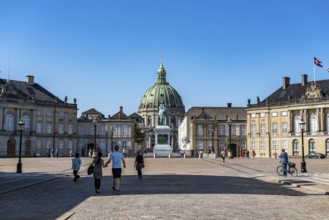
(310, 114, 318, 135)
(207, 125, 214, 136)
(36, 122, 42, 133)
(68, 140, 73, 150)
(309, 139, 315, 153)
(47, 123, 52, 134)
(240, 141, 246, 150)
(68, 124, 73, 135)
(293, 140, 299, 156)
(294, 116, 301, 133)
(197, 125, 203, 136)
(272, 140, 278, 150)
(272, 123, 278, 134)
(231, 125, 236, 136)
(219, 124, 225, 135)
(282, 122, 288, 134)
(251, 140, 256, 150)
(240, 125, 246, 136)
(251, 124, 256, 135)
(22, 115, 30, 132)
(59, 124, 64, 134)
(260, 140, 265, 150)
(219, 141, 225, 149)
(79, 125, 84, 135)
(282, 140, 288, 150)
(197, 140, 203, 150)
(5, 115, 14, 132)
(123, 125, 128, 135)
(260, 124, 266, 135)
(59, 140, 64, 149)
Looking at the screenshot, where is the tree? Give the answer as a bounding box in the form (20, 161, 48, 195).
(134, 123, 145, 148)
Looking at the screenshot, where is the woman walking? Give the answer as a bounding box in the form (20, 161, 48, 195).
(72, 153, 82, 182)
(134, 151, 145, 179)
(90, 152, 105, 193)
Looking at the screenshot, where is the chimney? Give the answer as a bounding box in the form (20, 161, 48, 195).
(282, 77, 290, 89)
(227, 103, 232, 108)
(302, 74, 308, 86)
(26, 75, 34, 85)
(120, 106, 123, 112)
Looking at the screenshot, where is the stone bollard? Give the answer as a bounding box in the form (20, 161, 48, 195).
(153, 153, 156, 158)
(168, 154, 171, 159)
(184, 153, 186, 159)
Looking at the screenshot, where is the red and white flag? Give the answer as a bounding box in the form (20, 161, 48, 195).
(314, 57, 323, 67)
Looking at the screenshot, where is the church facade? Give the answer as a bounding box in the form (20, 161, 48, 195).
(138, 63, 185, 151)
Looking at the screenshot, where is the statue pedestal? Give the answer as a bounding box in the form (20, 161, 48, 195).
(153, 125, 173, 156)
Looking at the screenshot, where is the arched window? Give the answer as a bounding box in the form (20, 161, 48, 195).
(5, 114, 14, 132)
(310, 114, 318, 134)
(294, 115, 301, 133)
(293, 139, 299, 156)
(22, 115, 30, 132)
(147, 116, 152, 127)
(309, 139, 315, 153)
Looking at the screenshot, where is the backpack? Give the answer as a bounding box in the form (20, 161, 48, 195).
(137, 155, 144, 163)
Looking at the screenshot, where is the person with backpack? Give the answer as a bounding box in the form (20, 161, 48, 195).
(134, 151, 145, 179)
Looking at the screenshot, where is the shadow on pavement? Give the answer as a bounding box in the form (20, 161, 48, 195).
(0, 174, 311, 220)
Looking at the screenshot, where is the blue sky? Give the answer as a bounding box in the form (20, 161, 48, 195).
(1, 0, 329, 116)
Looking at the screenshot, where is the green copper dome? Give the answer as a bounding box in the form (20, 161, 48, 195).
(139, 64, 185, 109)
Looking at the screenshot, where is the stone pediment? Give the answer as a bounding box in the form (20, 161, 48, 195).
(304, 83, 323, 99)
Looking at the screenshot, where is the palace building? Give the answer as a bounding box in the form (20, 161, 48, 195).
(247, 74, 329, 158)
(178, 104, 247, 157)
(0, 75, 78, 157)
(0, 75, 136, 157)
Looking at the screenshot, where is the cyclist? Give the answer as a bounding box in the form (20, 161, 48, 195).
(279, 149, 288, 176)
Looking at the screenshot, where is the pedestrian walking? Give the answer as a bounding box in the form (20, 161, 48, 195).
(105, 145, 126, 193)
(252, 149, 256, 158)
(279, 149, 288, 176)
(246, 150, 250, 158)
(72, 153, 82, 182)
(134, 151, 145, 179)
(220, 150, 226, 164)
(90, 152, 105, 193)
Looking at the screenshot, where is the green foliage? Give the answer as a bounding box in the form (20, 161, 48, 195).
(134, 123, 145, 145)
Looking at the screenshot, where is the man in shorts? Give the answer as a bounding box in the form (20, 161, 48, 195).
(105, 145, 126, 192)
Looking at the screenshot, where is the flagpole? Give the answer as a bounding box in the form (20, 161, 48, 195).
(313, 62, 315, 83)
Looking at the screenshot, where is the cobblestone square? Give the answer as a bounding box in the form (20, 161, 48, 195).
(1, 157, 329, 220)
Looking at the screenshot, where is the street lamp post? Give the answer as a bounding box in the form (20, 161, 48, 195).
(16, 120, 25, 173)
(227, 117, 232, 158)
(92, 118, 98, 157)
(299, 118, 307, 173)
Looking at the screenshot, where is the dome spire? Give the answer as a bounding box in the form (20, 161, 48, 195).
(157, 56, 167, 84)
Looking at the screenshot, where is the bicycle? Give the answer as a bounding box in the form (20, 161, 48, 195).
(276, 162, 298, 176)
